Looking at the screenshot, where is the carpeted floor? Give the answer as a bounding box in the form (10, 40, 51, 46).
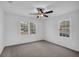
(0, 40, 79, 57)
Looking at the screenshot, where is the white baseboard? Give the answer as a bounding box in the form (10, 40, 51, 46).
(45, 39, 79, 52)
(0, 46, 5, 54)
(4, 39, 43, 47)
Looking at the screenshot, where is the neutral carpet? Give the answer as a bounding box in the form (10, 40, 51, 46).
(0, 40, 79, 57)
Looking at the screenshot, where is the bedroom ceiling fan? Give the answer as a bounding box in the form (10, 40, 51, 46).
(30, 8, 53, 18)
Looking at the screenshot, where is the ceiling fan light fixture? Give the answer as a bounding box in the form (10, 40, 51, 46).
(40, 14, 43, 17)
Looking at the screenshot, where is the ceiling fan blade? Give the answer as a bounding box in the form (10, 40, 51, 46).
(44, 10, 53, 14)
(37, 8, 43, 13)
(37, 8, 41, 12)
(43, 15, 48, 17)
(39, 9, 43, 13)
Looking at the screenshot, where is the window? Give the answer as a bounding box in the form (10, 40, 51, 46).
(20, 22, 28, 35)
(59, 20, 70, 37)
(30, 22, 36, 34)
(19, 21, 36, 36)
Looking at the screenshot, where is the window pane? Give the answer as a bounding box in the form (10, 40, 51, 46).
(20, 22, 28, 35)
(30, 22, 36, 34)
(59, 21, 70, 37)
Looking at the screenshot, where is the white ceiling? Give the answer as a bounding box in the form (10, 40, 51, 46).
(0, 1, 79, 17)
